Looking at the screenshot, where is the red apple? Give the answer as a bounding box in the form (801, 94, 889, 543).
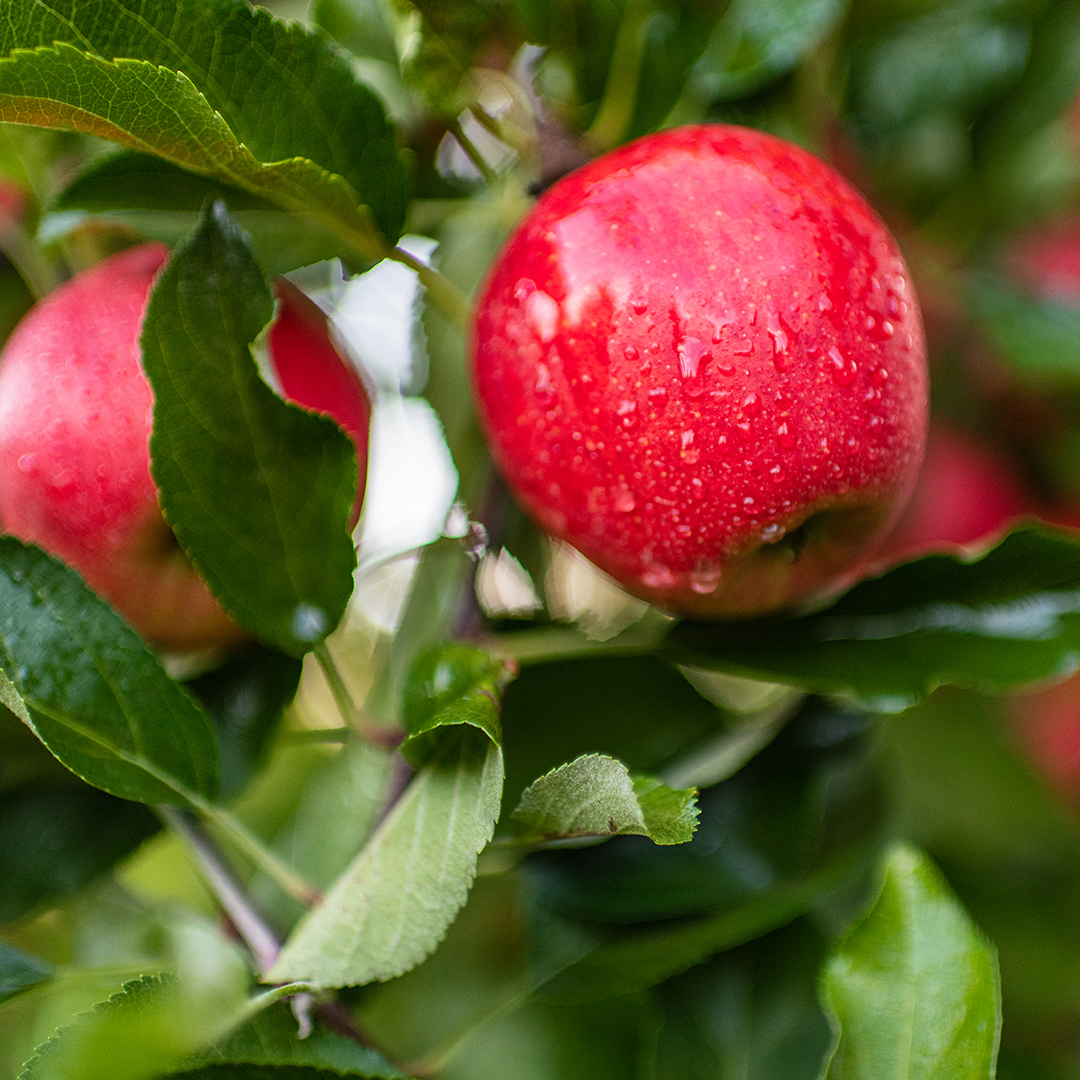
(471, 125, 928, 618)
(0, 243, 371, 651)
(873, 422, 1034, 565)
(1012, 674, 1080, 805)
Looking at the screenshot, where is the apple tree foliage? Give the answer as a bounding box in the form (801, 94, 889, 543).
(7, 0, 1080, 1075)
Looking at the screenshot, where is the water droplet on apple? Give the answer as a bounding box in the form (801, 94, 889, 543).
(732, 337, 754, 357)
(747, 304, 758, 325)
(678, 337, 708, 379)
(690, 478, 705, 500)
(682, 447, 701, 464)
(744, 496, 756, 508)
(818, 292, 832, 313)
(16, 453, 36, 473)
(873, 366, 889, 385)
(708, 308, 736, 343)
(776, 422, 796, 449)
(623, 342, 639, 361)
(526, 290, 559, 345)
(828, 346, 857, 386)
(613, 487, 635, 513)
(291, 603, 328, 642)
(676, 523, 692, 538)
(514, 278, 536, 302)
(766, 310, 790, 371)
(641, 564, 677, 589)
(759, 522, 786, 543)
(689, 564, 722, 594)
(742, 392, 762, 417)
(649, 385, 668, 408)
(534, 362, 555, 401)
(631, 296, 648, 315)
(715, 358, 736, 375)
(617, 399, 638, 429)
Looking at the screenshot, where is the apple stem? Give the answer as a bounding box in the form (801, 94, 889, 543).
(448, 117, 500, 187)
(387, 246, 471, 331)
(314, 642, 404, 748)
(158, 804, 283, 975)
(585, 0, 651, 153)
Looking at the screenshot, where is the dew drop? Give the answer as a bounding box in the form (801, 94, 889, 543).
(747, 303, 757, 326)
(690, 478, 705, 501)
(534, 362, 554, 401)
(732, 337, 754, 357)
(614, 487, 636, 513)
(631, 296, 649, 315)
(678, 337, 709, 380)
(16, 452, 36, 473)
(682, 448, 701, 464)
(650, 341, 661, 354)
(641, 564, 677, 589)
(292, 603, 328, 643)
(708, 308, 736, 343)
(616, 399, 638, 430)
(676, 523, 692, 538)
(742, 392, 762, 418)
(828, 346, 857, 386)
(759, 522, 786, 543)
(769, 464, 786, 483)
(766, 310, 790, 371)
(743, 496, 756, 508)
(776, 422, 796, 449)
(514, 278, 536, 302)
(818, 292, 833, 313)
(624, 342, 639, 362)
(690, 564, 723, 594)
(649, 385, 669, 407)
(873, 366, 889, 385)
(526, 290, 559, 344)
(715, 358, 736, 376)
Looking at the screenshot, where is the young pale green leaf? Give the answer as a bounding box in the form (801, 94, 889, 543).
(512, 754, 698, 846)
(168, 1002, 407, 1078)
(819, 845, 1001, 1080)
(142, 202, 357, 658)
(668, 524, 1080, 711)
(267, 731, 503, 988)
(0, 0, 409, 260)
(17, 973, 249, 1080)
(0, 538, 218, 806)
(400, 643, 513, 765)
(0, 941, 53, 1005)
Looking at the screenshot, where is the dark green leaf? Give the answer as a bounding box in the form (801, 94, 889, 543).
(651, 920, 833, 1080)
(0, 941, 53, 1005)
(266, 732, 503, 988)
(185, 644, 304, 802)
(820, 845, 1001, 1080)
(528, 697, 884, 923)
(0, 780, 158, 920)
(511, 754, 698, 845)
(400, 643, 511, 766)
(0, 0, 409, 256)
(0, 538, 218, 806)
(169, 1002, 407, 1078)
(142, 202, 357, 657)
(668, 524, 1080, 711)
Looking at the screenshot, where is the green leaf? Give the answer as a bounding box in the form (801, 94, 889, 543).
(0, 941, 53, 1005)
(315, 0, 402, 66)
(169, 1002, 407, 1078)
(668, 524, 1080, 711)
(512, 754, 698, 846)
(967, 271, 1080, 380)
(671, 0, 846, 118)
(17, 972, 249, 1080)
(528, 698, 884, 924)
(266, 732, 503, 988)
(142, 202, 357, 658)
(0, 538, 219, 806)
(820, 844, 1001, 1080)
(0, 0, 409, 260)
(651, 920, 833, 1080)
(185, 645, 304, 802)
(400, 643, 512, 765)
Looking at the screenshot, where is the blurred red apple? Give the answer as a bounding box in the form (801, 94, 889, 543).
(0, 243, 370, 652)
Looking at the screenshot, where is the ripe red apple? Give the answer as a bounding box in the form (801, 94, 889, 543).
(873, 422, 1034, 565)
(0, 242, 371, 651)
(471, 125, 928, 618)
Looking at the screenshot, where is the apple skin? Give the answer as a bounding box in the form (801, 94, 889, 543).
(873, 422, 1033, 565)
(471, 124, 928, 618)
(0, 242, 371, 651)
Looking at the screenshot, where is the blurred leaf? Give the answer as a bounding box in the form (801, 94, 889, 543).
(143, 202, 357, 658)
(0, 0, 409, 259)
(17, 972, 249, 1080)
(0, 255, 33, 347)
(0, 538, 218, 806)
(267, 731, 503, 988)
(0, 780, 158, 921)
(0, 941, 53, 1005)
(512, 754, 698, 845)
(185, 645, 304, 802)
(169, 1001, 407, 1078)
(314, 0, 399, 66)
(528, 697, 884, 923)
(820, 844, 1001, 1079)
(400, 642, 512, 765)
(967, 271, 1080, 380)
(650, 920, 833, 1080)
(668, 524, 1080, 711)
(671, 0, 846, 120)
(501, 654, 726, 817)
